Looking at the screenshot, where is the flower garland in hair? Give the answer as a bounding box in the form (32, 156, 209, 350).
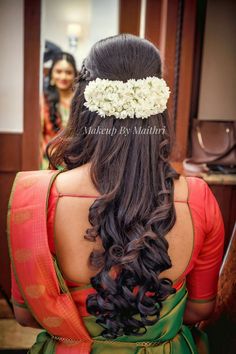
(84, 77, 170, 119)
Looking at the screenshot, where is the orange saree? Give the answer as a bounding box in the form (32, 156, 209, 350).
(8, 170, 92, 353)
(8, 170, 224, 353)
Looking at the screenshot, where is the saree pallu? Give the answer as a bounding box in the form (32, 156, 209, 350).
(8, 170, 208, 354)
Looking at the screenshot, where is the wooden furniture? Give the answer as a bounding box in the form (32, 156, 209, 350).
(172, 162, 236, 250)
(204, 175, 236, 251)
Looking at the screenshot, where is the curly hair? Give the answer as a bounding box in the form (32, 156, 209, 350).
(47, 34, 179, 339)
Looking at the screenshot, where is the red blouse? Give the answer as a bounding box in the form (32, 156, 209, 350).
(12, 177, 224, 310)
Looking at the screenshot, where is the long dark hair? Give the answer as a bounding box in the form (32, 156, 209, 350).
(47, 34, 179, 339)
(44, 52, 77, 132)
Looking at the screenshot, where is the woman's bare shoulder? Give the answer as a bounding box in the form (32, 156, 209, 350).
(55, 163, 100, 196)
(174, 175, 210, 202)
(173, 175, 188, 202)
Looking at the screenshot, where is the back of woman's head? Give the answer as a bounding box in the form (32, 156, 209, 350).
(48, 34, 178, 339)
(84, 33, 161, 81)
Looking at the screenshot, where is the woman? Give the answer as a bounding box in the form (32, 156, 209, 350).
(8, 34, 224, 353)
(41, 52, 77, 168)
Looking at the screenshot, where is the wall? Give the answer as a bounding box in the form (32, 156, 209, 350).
(198, 0, 236, 121)
(88, 0, 119, 50)
(42, 0, 119, 68)
(0, 0, 24, 133)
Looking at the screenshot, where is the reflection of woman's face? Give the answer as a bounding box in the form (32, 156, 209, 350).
(51, 59, 75, 91)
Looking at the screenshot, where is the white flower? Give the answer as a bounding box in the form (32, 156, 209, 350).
(83, 77, 170, 119)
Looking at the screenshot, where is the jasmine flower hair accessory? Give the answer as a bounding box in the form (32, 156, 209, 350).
(84, 77, 170, 119)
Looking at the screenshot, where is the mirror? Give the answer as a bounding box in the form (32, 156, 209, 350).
(40, 0, 119, 169)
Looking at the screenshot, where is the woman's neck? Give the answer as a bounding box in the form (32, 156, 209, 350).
(58, 89, 73, 105)
(59, 89, 73, 99)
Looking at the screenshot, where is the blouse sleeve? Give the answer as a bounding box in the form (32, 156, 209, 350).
(11, 266, 27, 308)
(186, 179, 225, 302)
